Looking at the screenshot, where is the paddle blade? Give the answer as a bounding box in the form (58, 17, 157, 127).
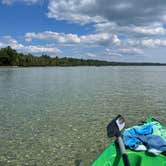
(107, 115, 125, 137)
(116, 115, 125, 131)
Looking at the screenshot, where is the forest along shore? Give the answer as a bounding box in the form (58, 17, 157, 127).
(1, 46, 166, 67)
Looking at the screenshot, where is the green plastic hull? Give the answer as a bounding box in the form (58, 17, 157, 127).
(91, 118, 166, 166)
(91, 143, 166, 166)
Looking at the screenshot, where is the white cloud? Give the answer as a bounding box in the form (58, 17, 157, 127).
(25, 31, 121, 46)
(1, 0, 40, 5)
(133, 26, 165, 35)
(0, 36, 61, 55)
(25, 31, 81, 43)
(22, 45, 62, 54)
(86, 52, 96, 57)
(46, 0, 166, 63)
(95, 22, 166, 36)
(125, 38, 166, 48)
(47, 0, 106, 24)
(118, 48, 143, 54)
(47, 0, 166, 26)
(141, 39, 166, 48)
(103, 47, 143, 57)
(104, 48, 122, 57)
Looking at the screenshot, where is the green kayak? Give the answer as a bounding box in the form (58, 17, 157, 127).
(91, 117, 166, 166)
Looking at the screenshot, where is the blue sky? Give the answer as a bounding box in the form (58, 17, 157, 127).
(1, 0, 166, 62)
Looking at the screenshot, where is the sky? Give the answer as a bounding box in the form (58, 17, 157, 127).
(1, 0, 166, 62)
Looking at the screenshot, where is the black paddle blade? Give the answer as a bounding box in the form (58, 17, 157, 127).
(107, 115, 125, 138)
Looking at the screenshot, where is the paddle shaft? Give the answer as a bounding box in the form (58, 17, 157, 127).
(107, 115, 131, 166)
(117, 136, 130, 166)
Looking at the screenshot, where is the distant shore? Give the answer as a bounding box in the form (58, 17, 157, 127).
(1, 63, 166, 67)
(0, 66, 19, 67)
(1, 46, 166, 67)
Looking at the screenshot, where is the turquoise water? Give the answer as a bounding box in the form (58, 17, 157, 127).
(0, 66, 166, 166)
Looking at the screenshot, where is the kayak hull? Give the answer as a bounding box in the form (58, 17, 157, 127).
(91, 142, 166, 166)
(91, 117, 166, 166)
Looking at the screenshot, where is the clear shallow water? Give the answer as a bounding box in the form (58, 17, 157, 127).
(0, 66, 166, 166)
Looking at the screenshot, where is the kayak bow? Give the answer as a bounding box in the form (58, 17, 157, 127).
(91, 117, 166, 166)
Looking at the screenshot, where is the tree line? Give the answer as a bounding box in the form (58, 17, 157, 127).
(0, 46, 113, 66)
(0, 46, 165, 66)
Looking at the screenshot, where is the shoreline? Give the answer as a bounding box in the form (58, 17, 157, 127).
(1, 64, 166, 67)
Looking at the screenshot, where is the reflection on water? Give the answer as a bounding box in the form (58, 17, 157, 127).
(0, 66, 166, 165)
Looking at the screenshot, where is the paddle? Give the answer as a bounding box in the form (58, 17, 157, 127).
(107, 115, 131, 166)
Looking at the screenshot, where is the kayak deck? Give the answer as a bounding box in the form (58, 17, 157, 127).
(91, 143, 166, 166)
(91, 117, 166, 166)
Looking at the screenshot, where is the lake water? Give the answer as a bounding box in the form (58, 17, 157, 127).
(0, 66, 166, 166)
